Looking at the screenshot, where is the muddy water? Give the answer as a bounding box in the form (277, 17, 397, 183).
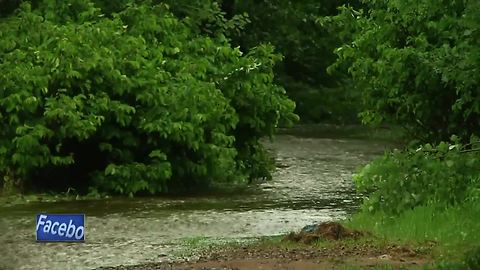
(0, 127, 392, 270)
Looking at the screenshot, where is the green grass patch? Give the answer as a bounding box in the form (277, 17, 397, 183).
(344, 202, 480, 266)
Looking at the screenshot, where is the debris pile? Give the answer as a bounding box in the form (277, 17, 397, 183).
(284, 222, 364, 244)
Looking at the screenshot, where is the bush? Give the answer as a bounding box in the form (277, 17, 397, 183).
(354, 136, 480, 215)
(331, 0, 480, 142)
(0, 1, 297, 195)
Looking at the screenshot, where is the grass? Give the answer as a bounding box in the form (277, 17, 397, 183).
(343, 201, 480, 267)
(345, 202, 480, 250)
(0, 190, 112, 207)
(150, 206, 480, 269)
(231, 201, 479, 269)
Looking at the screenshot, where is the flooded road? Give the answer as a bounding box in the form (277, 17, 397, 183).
(0, 126, 393, 270)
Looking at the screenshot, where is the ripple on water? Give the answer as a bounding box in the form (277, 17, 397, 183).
(0, 133, 390, 270)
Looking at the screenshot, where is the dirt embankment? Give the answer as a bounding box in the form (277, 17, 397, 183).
(284, 222, 365, 244)
(106, 223, 433, 270)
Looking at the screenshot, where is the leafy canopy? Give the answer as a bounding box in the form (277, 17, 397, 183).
(0, 0, 297, 195)
(235, 0, 361, 123)
(331, 0, 480, 142)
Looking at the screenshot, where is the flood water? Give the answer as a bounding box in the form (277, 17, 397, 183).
(0, 126, 393, 270)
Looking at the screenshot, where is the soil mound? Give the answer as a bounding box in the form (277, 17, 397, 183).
(284, 222, 364, 244)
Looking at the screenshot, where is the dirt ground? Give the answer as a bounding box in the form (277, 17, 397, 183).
(108, 240, 432, 270)
(105, 223, 433, 270)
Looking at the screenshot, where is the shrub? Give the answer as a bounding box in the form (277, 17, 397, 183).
(0, 1, 297, 195)
(354, 136, 480, 215)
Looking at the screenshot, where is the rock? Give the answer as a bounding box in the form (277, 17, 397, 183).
(301, 224, 319, 233)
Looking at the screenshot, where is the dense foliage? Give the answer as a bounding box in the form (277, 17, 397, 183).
(232, 0, 360, 123)
(0, 0, 297, 195)
(329, 0, 480, 216)
(354, 136, 480, 215)
(1, 0, 363, 125)
(332, 0, 480, 142)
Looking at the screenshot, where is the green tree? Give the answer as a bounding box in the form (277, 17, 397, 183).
(0, 0, 297, 195)
(331, 0, 480, 142)
(234, 0, 360, 123)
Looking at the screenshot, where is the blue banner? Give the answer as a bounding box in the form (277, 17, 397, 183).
(36, 214, 85, 242)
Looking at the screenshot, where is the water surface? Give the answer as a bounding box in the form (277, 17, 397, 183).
(0, 126, 392, 270)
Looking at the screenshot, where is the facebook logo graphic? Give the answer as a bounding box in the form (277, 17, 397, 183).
(36, 214, 85, 242)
